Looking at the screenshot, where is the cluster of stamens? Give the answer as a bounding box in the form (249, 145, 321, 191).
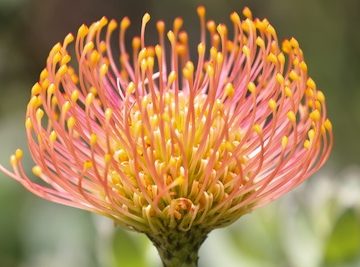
(0, 6, 333, 234)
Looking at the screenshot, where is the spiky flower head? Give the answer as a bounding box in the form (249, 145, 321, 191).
(1, 6, 332, 267)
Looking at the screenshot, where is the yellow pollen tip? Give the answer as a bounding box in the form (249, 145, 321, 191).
(32, 165, 42, 177)
(197, 6, 206, 18)
(50, 131, 57, 143)
(276, 73, 285, 84)
(10, 155, 17, 166)
(86, 93, 95, 106)
(308, 129, 315, 140)
(247, 82, 256, 93)
(36, 108, 44, 122)
(108, 20, 118, 32)
(256, 37, 265, 49)
(285, 86, 293, 97)
(224, 83, 235, 98)
(78, 24, 89, 38)
(31, 83, 42, 96)
(230, 12, 241, 24)
(15, 149, 23, 160)
(290, 37, 299, 48)
(105, 108, 113, 121)
(268, 99, 277, 111)
(71, 90, 79, 102)
(253, 124, 262, 135)
(100, 64, 108, 76)
(317, 91, 325, 102)
(310, 110, 321, 121)
(61, 54, 71, 65)
(289, 70, 299, 81)
(90, 133, 98, 146)
(67, 117, 76, 129)
(304, 140, 311, 149)
(83, 160, 93, 170)
(62, 101, 71, 114)
(242, 45, 250, 57)
(56, 65, 68, 77)
(121, 17, 130, 30)
(142, 13, 151, 25)
(206, 64, 214, 77)
(52, 52, 62, 65)
(25, 118, 32, 129)
(281, 136, 289, 149)
(242, 7, 253, 19)
(63, 33, 74, 47)
(104, 153, 112, 164)
(306, 78, 316, 89)
(299, 61, 308, 72)
(278, 53, 285, 64)
(173, 17, 183, 31)
(287, 111, 296, 122)
(40, 69, 48, 81)
(324, 119, 332, 131)
(267, 53, 277, 64)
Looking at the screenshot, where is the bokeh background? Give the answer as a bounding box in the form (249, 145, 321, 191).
(0, 0, 359, 266)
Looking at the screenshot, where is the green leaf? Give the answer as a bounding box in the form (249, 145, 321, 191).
(324, 209, 360, 264)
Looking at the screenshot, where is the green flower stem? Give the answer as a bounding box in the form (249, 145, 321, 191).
(147, 227, 208, 267)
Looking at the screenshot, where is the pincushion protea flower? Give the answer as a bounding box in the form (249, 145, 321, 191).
(0, 6, 333, 267)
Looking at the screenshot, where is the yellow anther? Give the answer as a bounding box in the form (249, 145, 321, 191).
(282, 39, 291, 54)
(138, 48, 147, 62)
(32, 165, 42, 176)
(140, 58, 148, 71)
(167, 30, 175, 44)
(207, 20, 216, 33)
(36, 108, 44, 122)
(99, 41, 107, 53)
(105, 108, 113, 121)
(121, 17, 130, 30)
(10, 155, 17, 166)
(168, 71, 177, 84)
(230, 12, 241, 24)
(61, 55, 71, 65)
(285, 86, 292, 97)
(85, 93, 95, 106)
(268, 99, 277, 111)
(324, 119, 332, 131)
(71, 90, 79, 102)
(281, 136, 289, 149)
(317, 91, 325, 102)
(242, 7, 253, 19)
(100, 64, 108, 76)
(197, 42, 205, 56)
(49, 131, 57, 143)
(147, 56, 154, 70)
(126, 82, 136, 95)
(304, 140, 311, 149)
(206, 64, 214, 77)
(287, 111, 296, 122)
(299, 61, 308, 72)
(31, 83, 42, 96)
(62, 101, 71, 114)
(25, 118, 32, 129)
(315, 100, 322, 110)
(276, 73, 284, 84)
(242, 45, 250, 57)
(49, 43, 61, 56)
(266, 25, 276, 36)
(15, 149, 23, 160)
(290, 37, 299, 48)
(256, 37, 265, 48)
(277, 53, 285, 65)
(56, 65, 68, 77)
(47, 83, 55, 95)
(78, 24, 89, 38)
(306, 78, 316, 89)
(156, 20, 165, 34)
(210, 47, 217, 60)
(224, 83, 235, 98)
(247, 82, 256, 93)
(83, 42, 94, 53)
(289, 70, 299, 81)
(310, 110, 321, 121)
(90, 50, 100, 64)
(104, 153, 112, 164)
(89, 133, 98, 146)
(63, 33, 74, 47)
(217, 24, 227, 36)
(293, 58, 299, 66)
(99, 16, 108, 27)
(67, 117, 76, 129)
(267, 53, 277, 64)
(305, 88, 314, 97)
(253, 124, 262, 135)
(142, 13, 151, 25)
(40, 69, 48, 81)
(308, 129, 315, 140)
(216, 52, 224, 65)
(173, 17, 183, 32)
(83, 160, 93, 170)
(108, 19, 117, 32)
(52, 52, 62, 65)
(132, 37, 141, 51)
(197, 5, 206, 18)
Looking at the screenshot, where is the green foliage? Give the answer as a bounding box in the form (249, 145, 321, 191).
(324, 209, 360, 265)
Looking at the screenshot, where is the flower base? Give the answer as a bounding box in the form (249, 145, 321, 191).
(147, 227, 209, 267)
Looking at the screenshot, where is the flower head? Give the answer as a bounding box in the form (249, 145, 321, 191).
(1, 7, 332, 237)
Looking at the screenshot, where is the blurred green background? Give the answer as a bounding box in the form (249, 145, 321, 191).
(0, 0, 359, 266)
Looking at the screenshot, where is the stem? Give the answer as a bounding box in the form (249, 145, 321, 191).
(147, 227, 208, 267)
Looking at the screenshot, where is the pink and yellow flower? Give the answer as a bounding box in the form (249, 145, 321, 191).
(0, 6, 333, 266)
